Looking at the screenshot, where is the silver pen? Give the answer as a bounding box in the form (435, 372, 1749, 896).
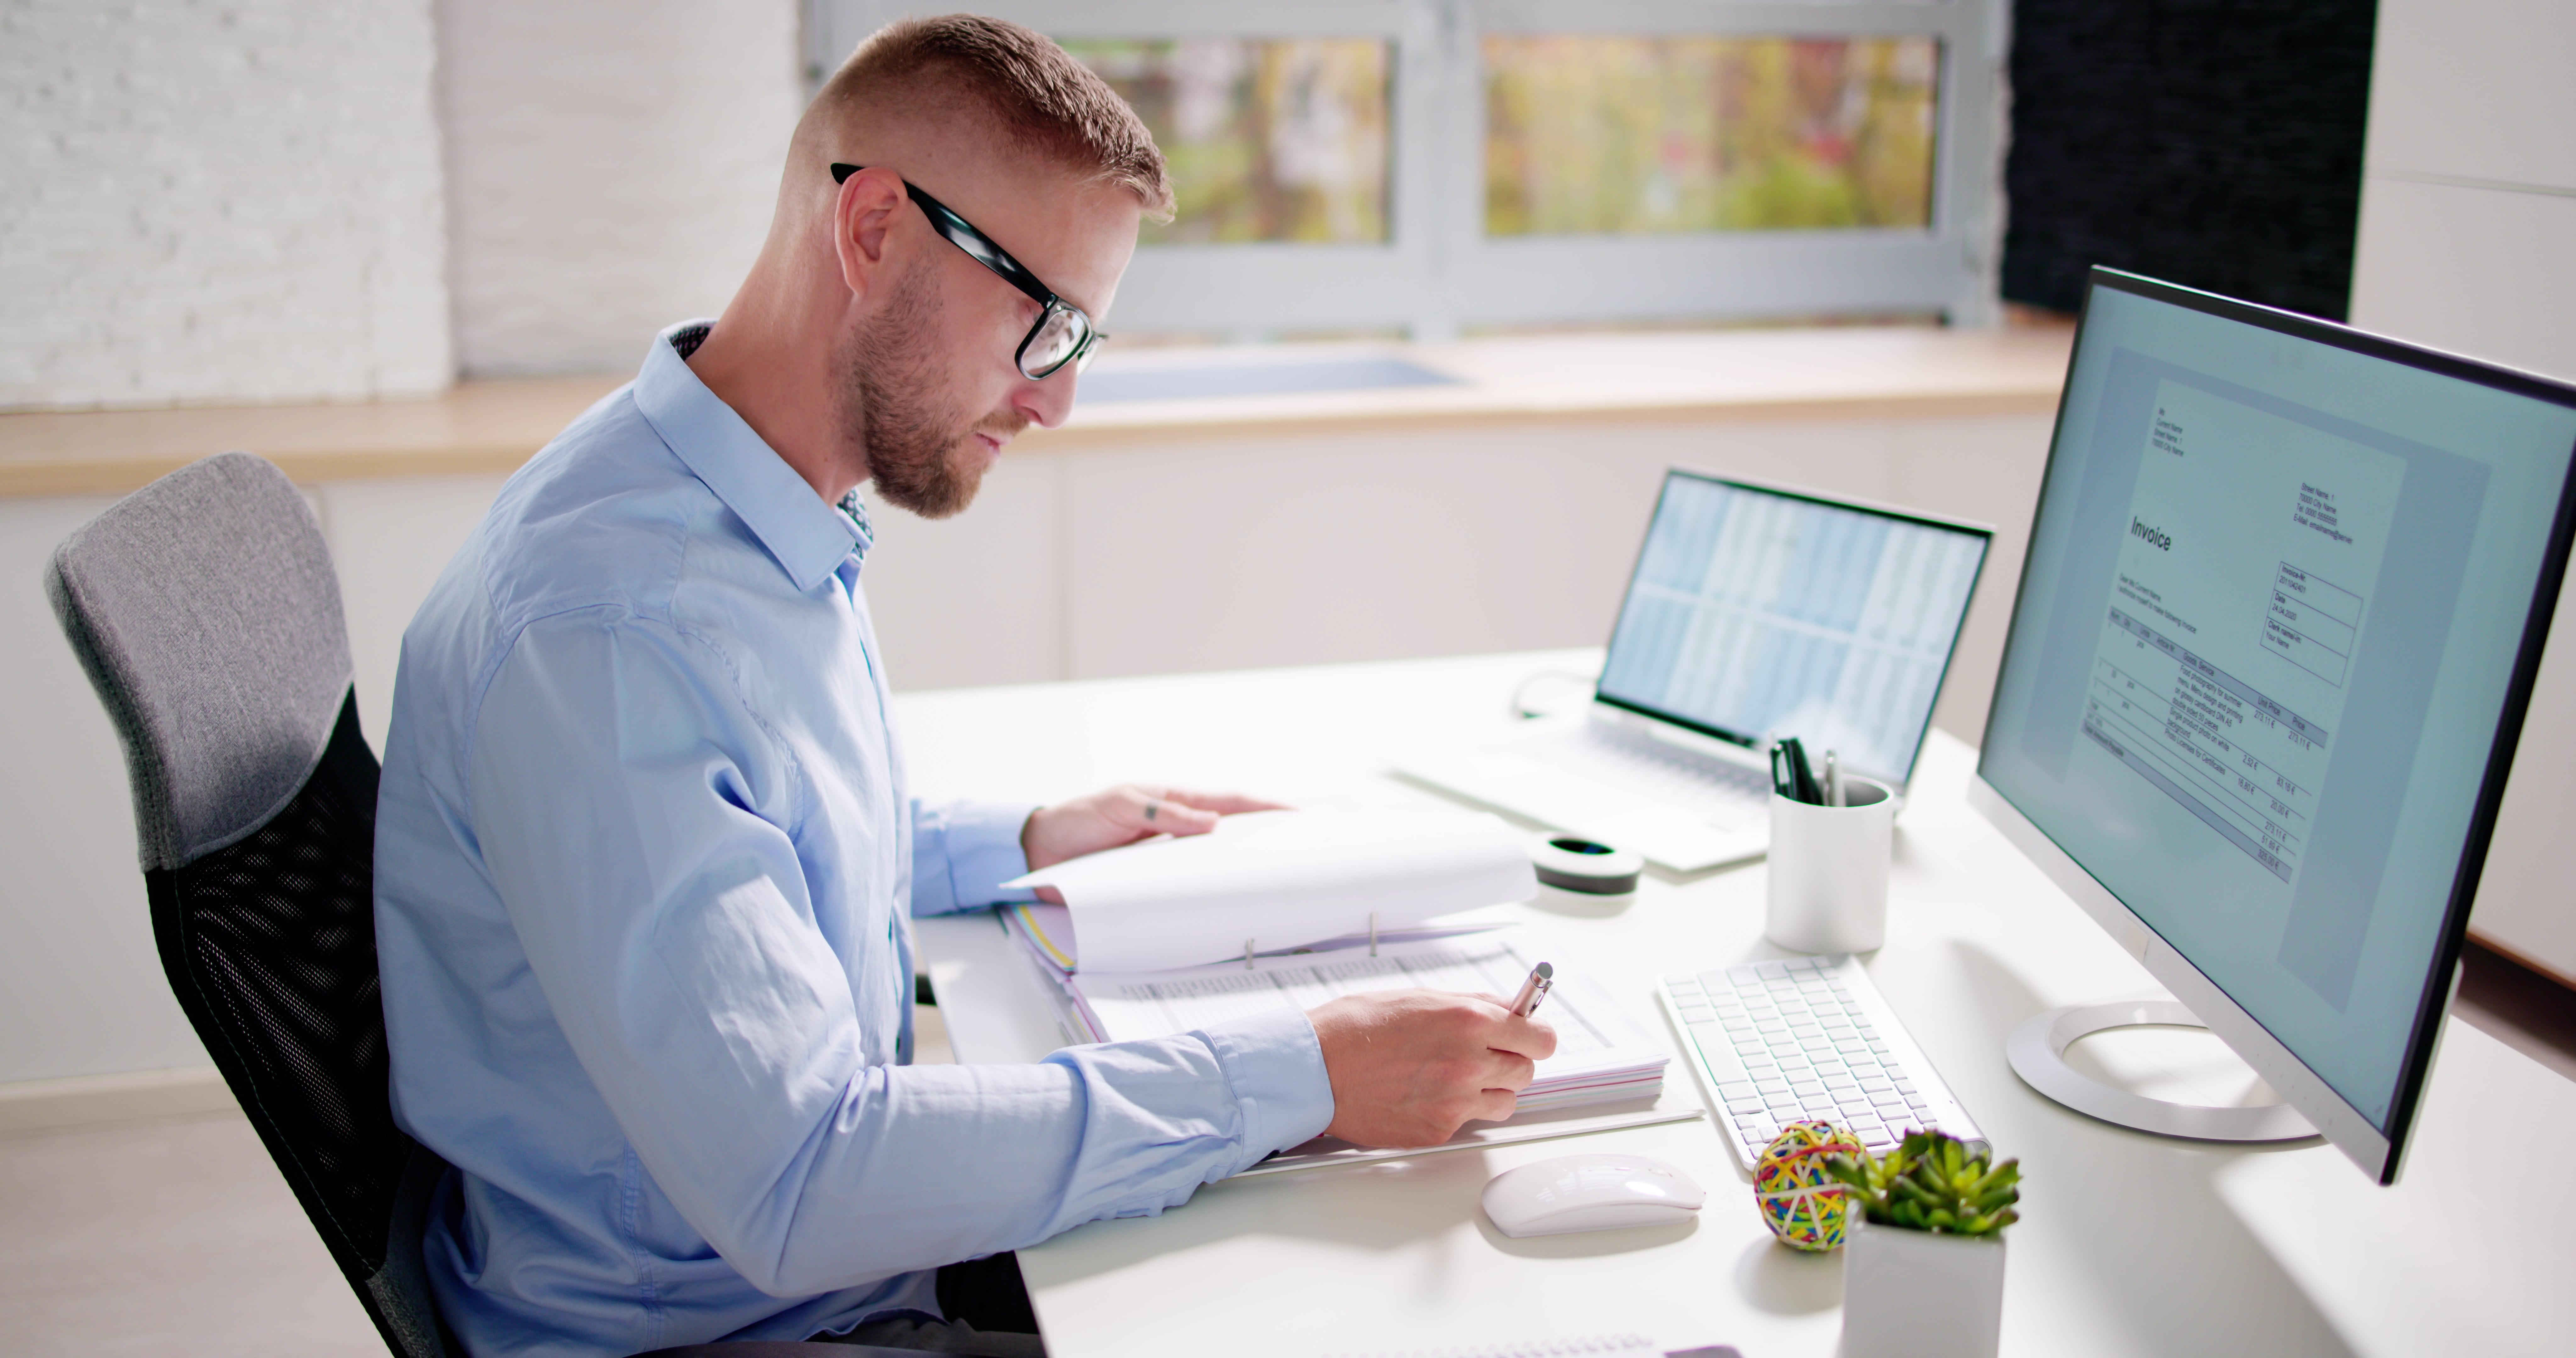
(1508, 962, 1555, 1017)
(1826, 749, 1842, 808)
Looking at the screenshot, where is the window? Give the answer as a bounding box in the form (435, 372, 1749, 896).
(1064, 38, 1394, 246)
(1483, 36, 1939, 237)
(806, 1, 2002, 340)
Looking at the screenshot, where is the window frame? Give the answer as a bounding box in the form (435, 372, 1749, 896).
(806, 0, 2004, 339)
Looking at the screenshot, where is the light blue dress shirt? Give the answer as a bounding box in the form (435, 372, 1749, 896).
(373, 322, 1335, 1358)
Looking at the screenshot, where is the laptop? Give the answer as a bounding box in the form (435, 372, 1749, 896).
(1396, 471, 1993, 871)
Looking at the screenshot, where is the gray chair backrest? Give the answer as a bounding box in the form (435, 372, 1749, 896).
(47, 451, 453, 1358)
(46, 450, 352, 870)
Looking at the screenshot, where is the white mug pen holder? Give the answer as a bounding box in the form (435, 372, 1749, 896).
(1764, 776, 1895, 954)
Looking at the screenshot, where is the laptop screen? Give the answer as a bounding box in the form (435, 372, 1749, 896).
(1596, 472, 1992, 782)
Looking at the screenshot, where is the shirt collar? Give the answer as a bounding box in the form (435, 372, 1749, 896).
(633, 320, 868, 592)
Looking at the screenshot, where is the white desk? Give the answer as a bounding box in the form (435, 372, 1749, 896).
(895, 650, 2576, 1358)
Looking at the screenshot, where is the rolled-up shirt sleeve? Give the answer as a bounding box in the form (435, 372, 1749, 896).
(909, 799, 1039, 916)
(468, 610, 1335, 1299)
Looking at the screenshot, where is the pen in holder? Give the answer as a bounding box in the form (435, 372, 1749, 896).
(1765, 775, 1895, 954)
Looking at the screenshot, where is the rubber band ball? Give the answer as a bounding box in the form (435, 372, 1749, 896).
(1753, 1120, 1860, 1251)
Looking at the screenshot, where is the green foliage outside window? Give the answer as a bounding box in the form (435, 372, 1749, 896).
(1062, 34, 1938, 247)
(1485, 36, 1939, 237)
(1063, 38, 1391, 245)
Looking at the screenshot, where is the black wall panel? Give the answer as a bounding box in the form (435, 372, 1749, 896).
(2002, 1, 2378, 320)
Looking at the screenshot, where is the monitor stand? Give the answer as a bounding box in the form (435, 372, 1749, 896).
(2007, 1000, 2319, 1141)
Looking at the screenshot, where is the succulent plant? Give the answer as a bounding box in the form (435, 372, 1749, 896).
(1822, 1129, 2021, 1237)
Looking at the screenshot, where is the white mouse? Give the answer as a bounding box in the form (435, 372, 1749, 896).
(1480, 1152, 1707, 1238)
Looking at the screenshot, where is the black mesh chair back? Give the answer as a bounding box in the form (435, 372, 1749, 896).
(46, 452, 454, 1358)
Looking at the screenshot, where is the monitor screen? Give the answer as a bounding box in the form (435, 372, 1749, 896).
(1597, 472, 1989, 783)
(1978, 270, 2576, 1167)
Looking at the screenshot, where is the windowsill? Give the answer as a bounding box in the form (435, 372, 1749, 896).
(0, 374, 627, 499)
(0, 324, 2074, 498)
(1044, 324, 2074, 442)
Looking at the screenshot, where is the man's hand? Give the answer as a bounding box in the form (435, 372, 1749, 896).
(1308, 990, 1559, 1147)
(1020, 785, 1287, 872)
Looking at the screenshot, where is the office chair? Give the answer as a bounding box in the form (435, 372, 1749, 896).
(48, 453, 946, 1358)
(48, 452, 455, 1358)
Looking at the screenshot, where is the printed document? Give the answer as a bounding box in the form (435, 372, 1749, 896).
(1002, 809, 1536, 973)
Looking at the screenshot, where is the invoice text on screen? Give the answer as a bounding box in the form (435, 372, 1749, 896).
(2080, 379, 2406, 888)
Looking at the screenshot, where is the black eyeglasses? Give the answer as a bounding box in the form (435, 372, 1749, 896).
(831, 164, 1105, 381)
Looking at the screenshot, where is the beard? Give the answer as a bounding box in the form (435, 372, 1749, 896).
(837, 260, 1016, 521)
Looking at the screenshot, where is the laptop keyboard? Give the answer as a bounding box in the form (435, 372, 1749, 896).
(1540, 723, 1771, 824)
(1659, 955, 1983, 1168)
(1391, 714, 1779, 871)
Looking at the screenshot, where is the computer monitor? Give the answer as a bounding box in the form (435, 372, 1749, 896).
(1970, 267, 2576, 1183)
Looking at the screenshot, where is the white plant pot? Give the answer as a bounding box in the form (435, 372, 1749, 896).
(1840, 1212, 2007, 1358)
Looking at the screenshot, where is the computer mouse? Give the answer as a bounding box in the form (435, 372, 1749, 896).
(1480, 1152, 1706, 1238)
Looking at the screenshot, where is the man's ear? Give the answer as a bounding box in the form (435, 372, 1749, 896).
(832, 168, 905, 301)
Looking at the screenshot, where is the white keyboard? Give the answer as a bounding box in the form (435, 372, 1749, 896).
(1658, 954, 1983, 1170)
(1394, 714, 1772, 871)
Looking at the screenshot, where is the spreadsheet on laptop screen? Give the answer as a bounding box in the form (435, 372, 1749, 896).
(1596, 475, 1989, 779)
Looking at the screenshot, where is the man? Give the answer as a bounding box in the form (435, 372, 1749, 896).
(373, 15, 1554, 1358)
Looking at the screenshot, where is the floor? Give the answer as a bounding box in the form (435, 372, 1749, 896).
(4, 968, 2567, 1358)
(0, 1106, 384, 1358)
(0, 1007, 954, 1358)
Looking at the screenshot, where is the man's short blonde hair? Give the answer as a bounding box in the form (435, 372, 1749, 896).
(809, 14, 1174, 222)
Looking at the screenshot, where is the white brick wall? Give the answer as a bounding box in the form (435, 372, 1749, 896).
(0, 0, 452, 409)
(438, 0, 802, 377)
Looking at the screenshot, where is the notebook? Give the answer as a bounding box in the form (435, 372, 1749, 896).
(1004, 914, 1692, 1173)
(988, 810, 1689, 1172)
